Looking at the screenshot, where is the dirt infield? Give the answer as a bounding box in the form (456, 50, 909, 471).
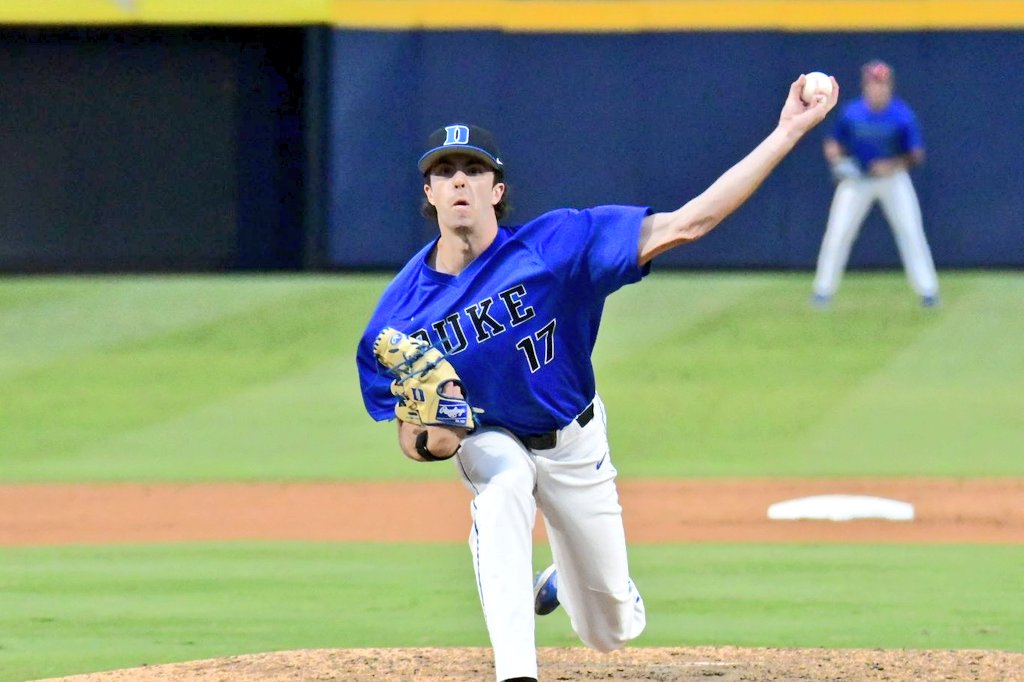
(35, 646, 1024, 682)
(7, 478, 1023, 681)
(3, 478, 1023, 546)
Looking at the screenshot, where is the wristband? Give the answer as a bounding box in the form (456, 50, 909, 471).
(415, 430, 460, 461)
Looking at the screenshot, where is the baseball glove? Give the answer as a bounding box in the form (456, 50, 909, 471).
(372, 327, 480, 431)
(830, 156, 862, 183)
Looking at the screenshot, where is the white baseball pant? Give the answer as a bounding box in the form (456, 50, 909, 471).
(454, 395, 646, 681)
(813, 169, 939, 299)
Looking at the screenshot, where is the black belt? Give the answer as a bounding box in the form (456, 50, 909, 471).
(517, 402, 595, 450)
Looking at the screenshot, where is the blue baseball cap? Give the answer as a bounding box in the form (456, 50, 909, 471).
(418, 124, 504, 174)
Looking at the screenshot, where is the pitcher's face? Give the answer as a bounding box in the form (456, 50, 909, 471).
(424, 154, 505, 230)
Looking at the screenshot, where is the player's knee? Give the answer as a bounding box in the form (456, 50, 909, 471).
(578, 622, 634, 653)
(576, 589, 646, 653)
(580, 629, 629, 653)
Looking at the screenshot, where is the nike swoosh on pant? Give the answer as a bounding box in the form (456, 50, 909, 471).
(596, 453, 608, 470)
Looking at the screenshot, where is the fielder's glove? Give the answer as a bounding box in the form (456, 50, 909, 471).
(372, 327, 481, 431)
(830, 156, 863, 184)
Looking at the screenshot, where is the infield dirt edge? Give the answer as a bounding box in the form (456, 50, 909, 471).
(31, 645, 1024, 681)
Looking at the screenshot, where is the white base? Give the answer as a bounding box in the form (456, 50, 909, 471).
(767, 494, 915, 522)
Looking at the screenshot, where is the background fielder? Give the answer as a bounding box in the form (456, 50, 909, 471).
(813, 59, 939, 307)
(357, 76, 838, 682)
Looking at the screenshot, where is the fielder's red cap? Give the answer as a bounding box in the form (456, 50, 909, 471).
(862, 60, 893, 83)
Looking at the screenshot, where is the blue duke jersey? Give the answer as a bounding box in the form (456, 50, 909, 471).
(829, 97, 923, 169)
(357, 205, 650, 435)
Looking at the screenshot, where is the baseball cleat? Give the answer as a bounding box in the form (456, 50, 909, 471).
(533, 564, 559, 616)
(810, 293, 832, 309)
(920, 294, 939, 308)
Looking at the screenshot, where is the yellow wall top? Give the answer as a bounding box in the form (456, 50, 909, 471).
(4, 1, 1024, 30)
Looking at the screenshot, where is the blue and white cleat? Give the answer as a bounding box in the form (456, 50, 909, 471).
(921, 294, 940, 308)
(533, 565, 559, 616)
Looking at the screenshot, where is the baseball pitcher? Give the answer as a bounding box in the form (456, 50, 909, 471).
(357, 76, 838, 682)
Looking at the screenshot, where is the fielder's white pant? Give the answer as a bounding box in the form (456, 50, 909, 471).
(813, 170, 939, 299)
(454, 395, 646, 681)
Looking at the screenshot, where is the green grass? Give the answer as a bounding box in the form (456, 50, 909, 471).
(2, 273, 1021, 680)
(2, 272, 1021, 481)
(598, 270, 1024, 476)
(0, 542, 1021, 681)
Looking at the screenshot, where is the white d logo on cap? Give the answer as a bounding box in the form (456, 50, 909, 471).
(443, 125, 470, 146)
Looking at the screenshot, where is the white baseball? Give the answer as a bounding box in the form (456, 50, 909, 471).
(801, 71, 834, 104)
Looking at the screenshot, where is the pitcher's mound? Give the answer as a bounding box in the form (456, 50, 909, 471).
(36, 645, 1023, 681)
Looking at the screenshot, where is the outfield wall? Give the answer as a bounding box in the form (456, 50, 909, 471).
(325, 28, 1024, 270)
(0, 3, 1021, 271)
(0, 26, 311, 271)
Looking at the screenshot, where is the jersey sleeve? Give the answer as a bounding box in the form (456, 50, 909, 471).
(828, 106, 853, 148)
(901, 106, 925, 153)
(524, 205, 651, 299)
(355, 241, 440, 422)
(357, 324, 396, 422)
(356, 283, 408, 422)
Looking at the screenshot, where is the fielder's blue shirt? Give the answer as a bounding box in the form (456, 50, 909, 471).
(828, 97, 924, 169)
(357, 205, 651, 435)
